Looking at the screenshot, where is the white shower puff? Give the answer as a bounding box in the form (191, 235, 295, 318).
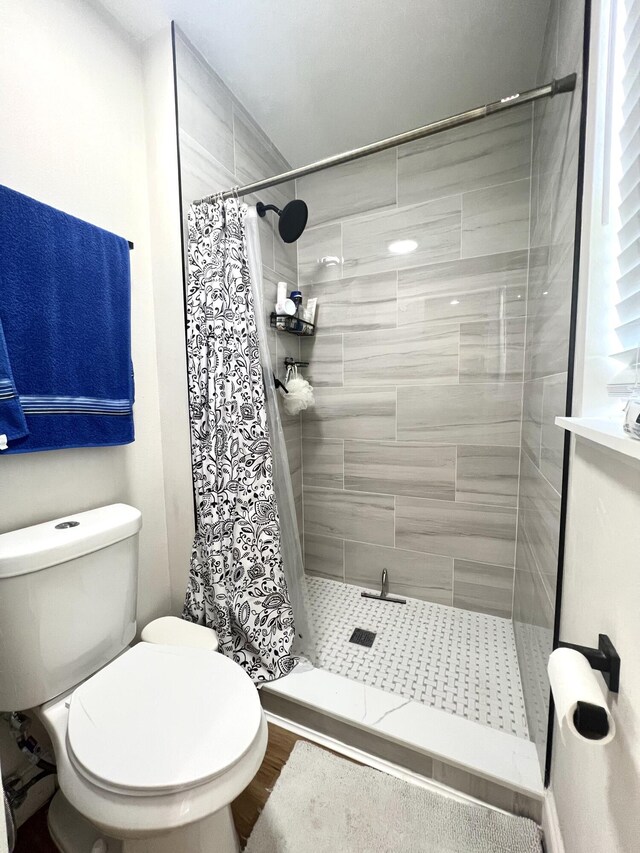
(281, 375, 315, 416)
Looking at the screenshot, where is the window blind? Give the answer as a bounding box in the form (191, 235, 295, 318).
(610, 0, 640, 396)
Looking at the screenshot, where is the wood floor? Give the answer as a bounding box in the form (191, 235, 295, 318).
(14, 802, 56, 853)
(12, 723, 326, 852)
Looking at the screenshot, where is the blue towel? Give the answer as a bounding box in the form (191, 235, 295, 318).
(0, 316, 29, 448)
(0, 184, 134, 453)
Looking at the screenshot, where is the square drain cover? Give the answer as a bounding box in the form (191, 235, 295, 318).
(349, 628, 376, 648)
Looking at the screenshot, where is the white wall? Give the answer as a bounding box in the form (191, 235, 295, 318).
(0, 0, 198, 828)
(0, 0, 175, 826)
(549, 5, 640, 847)
(552, 438, 640, 852)
(0, 0, 171, 625)
(141, 27, 196, 614)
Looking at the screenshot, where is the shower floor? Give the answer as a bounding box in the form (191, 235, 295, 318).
(306, 576, 529, 740)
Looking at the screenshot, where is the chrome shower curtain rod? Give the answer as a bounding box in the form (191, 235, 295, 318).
(195, 74, 577, 204)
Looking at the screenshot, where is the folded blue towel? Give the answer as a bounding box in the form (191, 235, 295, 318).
(0, 184, 134, 453)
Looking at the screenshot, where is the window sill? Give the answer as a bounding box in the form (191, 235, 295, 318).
(556, 417, 640, 462)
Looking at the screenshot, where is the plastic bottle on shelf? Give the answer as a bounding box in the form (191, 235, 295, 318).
(290, 290, 303, 332)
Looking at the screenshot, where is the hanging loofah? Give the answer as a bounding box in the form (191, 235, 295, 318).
(281, 374, 315, 416)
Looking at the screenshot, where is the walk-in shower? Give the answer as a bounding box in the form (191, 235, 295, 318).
(174, 0, 584, 812)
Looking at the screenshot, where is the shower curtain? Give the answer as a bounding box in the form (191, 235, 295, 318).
(183, 196, 300, 682)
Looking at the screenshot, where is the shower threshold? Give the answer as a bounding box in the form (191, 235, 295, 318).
(261, 578, 543, 809)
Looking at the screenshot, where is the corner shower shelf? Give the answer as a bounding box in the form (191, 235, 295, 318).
(270, 313, 315, 336)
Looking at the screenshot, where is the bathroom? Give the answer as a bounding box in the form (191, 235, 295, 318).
(0, 0, 639, 850)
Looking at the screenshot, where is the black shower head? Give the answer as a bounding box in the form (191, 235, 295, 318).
(256, 199, 308, 243)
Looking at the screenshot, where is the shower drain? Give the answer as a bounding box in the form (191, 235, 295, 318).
(349, 628, 376, 648)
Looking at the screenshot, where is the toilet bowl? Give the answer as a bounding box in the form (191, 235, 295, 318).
(40, 640, 267, 852)
(0, 506, 268, 852)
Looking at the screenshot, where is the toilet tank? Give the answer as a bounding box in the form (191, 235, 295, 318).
(0, 504, 142, 711)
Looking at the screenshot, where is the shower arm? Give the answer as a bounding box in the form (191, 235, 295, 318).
(195, 74, 577, 204)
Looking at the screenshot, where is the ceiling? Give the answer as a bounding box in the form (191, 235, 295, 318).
(99, 0, 550, 167)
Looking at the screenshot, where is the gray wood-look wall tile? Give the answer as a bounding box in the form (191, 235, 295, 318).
(178, 130, 235, 209)
(297, 150, 397, 227)
(303, 387, 396, 440)
(558, 0, 584, 77)
(310, 272, 397, 335)
(396, 496, 517, 566)
(342, 196, 461, 277)
(343, 324, 459, 386)
(344, 540, 453, 605)
(514, 521, 555, 631)
(455, 446, 520, 507)
(292, 467, 303, 536)
(280, 407, 302, 476)
(261, 264, 281, 298)
(275, 326, 300, 369)
(522, 378, 544, 467)
(540, 372, 567, 492)
(397, 251, 528, 327)
(523, 245, 549, 379)
(265, 327, 278, 375)
(262, 271, 279, 371)
(274, 231, 298, 283)
(344, 440, 455, 500)
(298, 223, 342, 285)
(530, 168, 552, 250)
(459, 318, 525, 383)
(300, 334, 343, 386)
(175, 34, 235, 173)
(461, 179, 531, 257)
(304, 533, 344, 580)
(397, 383, 523, 445)
(304, 487, 395, 546)
(525, 245, 572, 381)
(453, 559, 514, 618)
(302, 438, 344, 488)
(258, 217, 276, 271)
(233, 107, 290, 209)
(398, 108, 532, 207)
(519, 451, 561, 602)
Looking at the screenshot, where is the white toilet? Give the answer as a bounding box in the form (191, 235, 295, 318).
(0, 504, 268, 852)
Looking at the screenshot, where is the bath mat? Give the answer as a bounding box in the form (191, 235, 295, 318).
(244, 742, 542, 853)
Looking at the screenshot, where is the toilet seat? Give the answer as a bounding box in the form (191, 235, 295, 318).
(66, 642, 262, 797)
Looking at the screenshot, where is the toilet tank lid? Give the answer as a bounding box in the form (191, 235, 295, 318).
(0, 504, 142, 579)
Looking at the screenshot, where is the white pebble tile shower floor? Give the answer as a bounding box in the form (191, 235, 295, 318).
(306, 576, 529, 740)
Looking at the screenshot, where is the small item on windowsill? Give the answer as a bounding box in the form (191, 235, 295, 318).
(623, 396, 640, 440)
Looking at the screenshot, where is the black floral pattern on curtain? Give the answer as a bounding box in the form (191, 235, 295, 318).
(183, 197, 296, 682)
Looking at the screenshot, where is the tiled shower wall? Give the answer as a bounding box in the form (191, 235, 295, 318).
(297, 109, 534, 618)
(173, 29, 304, 531)
(513, 0, 584, 769)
